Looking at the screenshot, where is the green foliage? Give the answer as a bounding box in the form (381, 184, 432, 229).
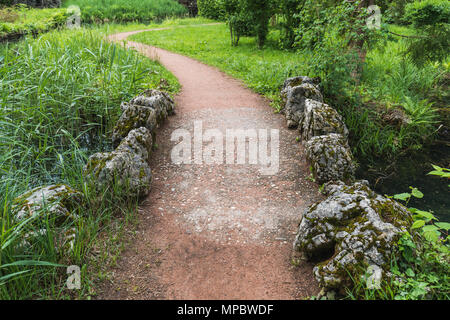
(383, 0, 415, 25)
(0, 5, 68, 41)
(63, 0, 187, 24)
(241, 0, 274, 48)
(0, 28, 179, 298)
(390, 167, 449, 300)
(223, 0, 254, 46)
(276, 0, 304, 48)
(404, 0, 450, 65)
(405, 0, 450, 27)
(347, 167, 450, 300)
(197, 0, 227, 21)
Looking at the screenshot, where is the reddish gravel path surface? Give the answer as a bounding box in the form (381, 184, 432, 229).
(99, 28, 322, 300)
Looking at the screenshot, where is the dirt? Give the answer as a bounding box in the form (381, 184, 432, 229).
(98, 28, 322, 300)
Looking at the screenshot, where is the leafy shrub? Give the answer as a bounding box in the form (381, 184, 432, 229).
(404, 0, 450, 65)
(197, 0, 226, 21)
(0, 6, 68, 41)
(241, 0, 274, 48)
(277, 0, 304, 48)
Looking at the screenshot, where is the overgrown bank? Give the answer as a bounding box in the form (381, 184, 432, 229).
(0, 28, 179, 299)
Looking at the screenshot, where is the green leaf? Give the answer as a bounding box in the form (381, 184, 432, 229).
(405, 268, 415, 277)
(423, 230, 439, 242)
(411, 220, 425, 229)
(431, 164, 441, 171)
(416, 210, 437, 221)
(422, 225, 439, 233)
(410, 187, 424, 199)
(435, 222, 450, 231)
(394, 193, 411, 201)
(0, 260, 65, 269)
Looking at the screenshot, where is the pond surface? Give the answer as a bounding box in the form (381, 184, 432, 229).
(357, 145, 450, 222)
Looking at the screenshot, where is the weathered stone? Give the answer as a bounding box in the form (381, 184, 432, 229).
(84, 128, 153, 198)
(281, 76, 321, 95)
(305, 133, 355, 184)
(12, 184, 82, 224)
(112, 89, 174, 146)
(294, 181, 413, 292)
(112, 104, 158, 147)
(301, 99, 348, 141)
(130, 89, 175, 120)
(116, 127, 153, 162)
(282, 83, 323, 129)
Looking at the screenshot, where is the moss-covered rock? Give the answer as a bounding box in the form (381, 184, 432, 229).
(301, 99, 348, 141)
(116, 127, 153, 162)
(281, 81, 323, 129)
(293, 181, 413, 292)
(305, 133, 356, 184)
(12, 184, 83, 224)
(84, 128, 153, 198)
(112, 89, 175, 146)
(12, 184, 82, 255)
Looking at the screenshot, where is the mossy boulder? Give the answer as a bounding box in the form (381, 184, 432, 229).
(282, 83, 323, 129)
(84, 128, 153, 198)
(12, 184, 83, 224)
(116, 127, 153, 162)
(293, 181, 413, 293)
(281, 76, 321, 99)
(112, 89, 175, 146)
(130, 89, 175, 118)
(12, 184, 82, 255)
(305, 133, 356, 184)
(301, 99, 349, 141)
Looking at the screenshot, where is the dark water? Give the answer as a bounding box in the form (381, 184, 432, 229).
(357, 146, 450, 223)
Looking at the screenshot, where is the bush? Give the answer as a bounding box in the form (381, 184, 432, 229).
(404, 0, 450, 65)
(197, 0, 226, 21)
(241, 0, 273, 48)
(405, 0, 450, 27)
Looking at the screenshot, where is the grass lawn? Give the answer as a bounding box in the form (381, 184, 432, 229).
(130, 23, 313, 108)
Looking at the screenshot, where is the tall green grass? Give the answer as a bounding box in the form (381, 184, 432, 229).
(0, 28, 179, 299)
(63, 0, 187, 24)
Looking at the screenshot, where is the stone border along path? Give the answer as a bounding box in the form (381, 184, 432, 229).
(98, 26, 322, 300)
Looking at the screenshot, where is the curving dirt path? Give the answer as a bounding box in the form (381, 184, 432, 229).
(99, 28, 322, 300)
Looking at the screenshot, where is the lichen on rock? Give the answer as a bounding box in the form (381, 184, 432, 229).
(12, 184, 82, 255)
(12, 184, 83, 224)
(112, 89, 175, 146)
(281, 81, 323, 129)
(301, 99, 349, 141)
(112, 103, 158, 147)
(84, 128, 153, 198)
(293, 181, 413, 292)
(305, 133, 356, 184)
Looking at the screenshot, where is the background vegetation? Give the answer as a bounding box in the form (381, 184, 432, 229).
(0, 0, 448, 300)
(0, 5, 68, 41)
(63, 0, 187, 24)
